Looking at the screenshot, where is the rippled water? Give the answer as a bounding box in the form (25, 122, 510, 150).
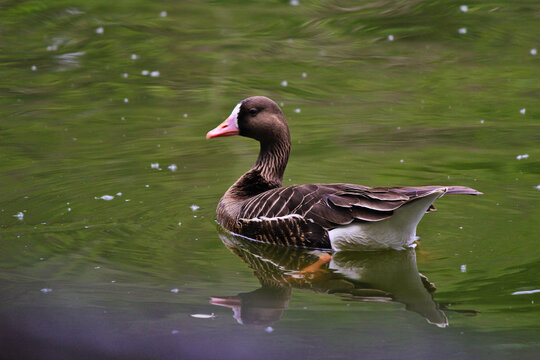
(1, 1, 539, 359)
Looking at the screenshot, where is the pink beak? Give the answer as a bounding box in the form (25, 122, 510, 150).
(206, 116, 240, 139)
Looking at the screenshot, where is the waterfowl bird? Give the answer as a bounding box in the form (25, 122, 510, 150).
(207, 96, 481, 251)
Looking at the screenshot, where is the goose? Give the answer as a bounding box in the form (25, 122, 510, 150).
(206, 96, 481, 251)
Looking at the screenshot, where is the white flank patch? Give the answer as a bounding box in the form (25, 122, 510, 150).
(329, 189, 446, 251)
(243, 214, 304, 222)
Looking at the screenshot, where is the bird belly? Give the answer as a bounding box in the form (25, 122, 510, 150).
(328, 189, 446, 251)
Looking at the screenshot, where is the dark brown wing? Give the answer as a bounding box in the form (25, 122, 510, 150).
(236, 183, 481, 248)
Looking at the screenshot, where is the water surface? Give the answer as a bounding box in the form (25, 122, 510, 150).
(1, 1, 539, 359)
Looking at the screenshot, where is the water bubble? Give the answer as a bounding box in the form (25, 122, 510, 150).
(150, 71, 160, 77)
(170, 288, 179, 293)
(178, 222, 182, 226)
(387, 34, 394, 41)
(168, 164, 178, 172)
(281, 80, 288, 87)
(124, 98, 129, 103)
(480, 120, 484, 124)
(100, 195, 114, 201)
(531, 48, 537, 56)
(171, 330, 179, 335)
(96, 27, 104, 34)
(535, 185, 540, 190)
(294, 108, 301, 113)
(190, 313, 215, 319)
(399, 159, 404, 163)
(183, 113, 188, 118)
(520, 108, 526, 114)
(458, 28, 467, 34)
(290, 0, 299, 6)
(151, 163, 160, 169)
(265, 326, 274, 333)
(190, 204, 200, 211)
(40, 288, 53, 293)
(460, 5, 468, 12)
(516, 154, 529, 160)
(145, 184, 150, 188)
(460, 264, 467, 272)
(141, 70, 149, 76)
(160, 11, 167, 17)
(31, 65, 37, 71)
(122, 73, 128, 78)
(301, 72, 307, 78)
(116, 192, 122, 196)
(14, 212, 24, 220)
(131, 54, 138, 60)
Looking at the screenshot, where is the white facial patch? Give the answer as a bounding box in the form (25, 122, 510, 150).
(228, 102, 242, 128)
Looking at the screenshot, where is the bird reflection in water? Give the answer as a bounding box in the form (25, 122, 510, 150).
(211, 228, 455, 328)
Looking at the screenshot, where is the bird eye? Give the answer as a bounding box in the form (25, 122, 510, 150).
(248, 108, 258, 116)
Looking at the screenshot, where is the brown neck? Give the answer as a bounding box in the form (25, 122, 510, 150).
(227, 136, 290, 200)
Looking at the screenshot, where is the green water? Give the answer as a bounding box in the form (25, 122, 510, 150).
(1, 1, 539, 359)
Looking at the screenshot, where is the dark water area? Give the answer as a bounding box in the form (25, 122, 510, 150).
(1, 1, 539, 359)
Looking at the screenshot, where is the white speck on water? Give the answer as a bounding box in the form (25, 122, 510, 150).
(40, 288, 53, 293)
(458, 27, 467, 34)
(301, 72, 307, 78)
(511, 289, 540, 295)
(170, 288, 179, 293)
(125, 199, 130, 202)
(94, 266, 101, 270)
(31, 65, 37, 71)
(123, 98, 129, 103)
(100, 195, 114, 201)
(480, 120, 484, 124)
(516, 154, 529, 160)
(150, 71, 160, 77)
(397, 126, 401, 130)
(122, 73, 128, 78)
(151, 163, 160, 169)
(531, 48, 537, 56)
(387, 34, 394, 41)
(168, 164, 178, 172)
(183, 113, 188, 118)
(47, 44, 58, 51)
(460, 5, 469, 12)
(141, 70, 149, 76)
(265, 326, 274, 333)
(290, 0, 299, 6)
(14, 212, 24, 220)
(280, 102, 285, 107)
(111, 280, 116, 283)
(116, 192, 122, 196)
(178, 222, 182, 226)
(171, 330, 179, 335)
(190, 313, 216, 319)
(460, 264, 467, 272)
(535, 185, 540, 190)
(160, 11, 167, 17)
(67, 207, 71, 212)
(190, 204, 200, 211)
(399, 159, 404, 163)
(40, 258, 45, 261)
(294, 108, 301, 113)
(96, 27, 104, 34)
(459, 226, 463, 230)
(145, 184, 150, 188)
(131, 54, 138, 60)
(281, 80, 288, 87)
(520, 108, 526, 114)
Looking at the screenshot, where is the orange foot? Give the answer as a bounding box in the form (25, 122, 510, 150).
(300, 253, 332, 273)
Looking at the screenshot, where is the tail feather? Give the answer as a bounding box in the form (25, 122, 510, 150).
(390, 185, 482, 198)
